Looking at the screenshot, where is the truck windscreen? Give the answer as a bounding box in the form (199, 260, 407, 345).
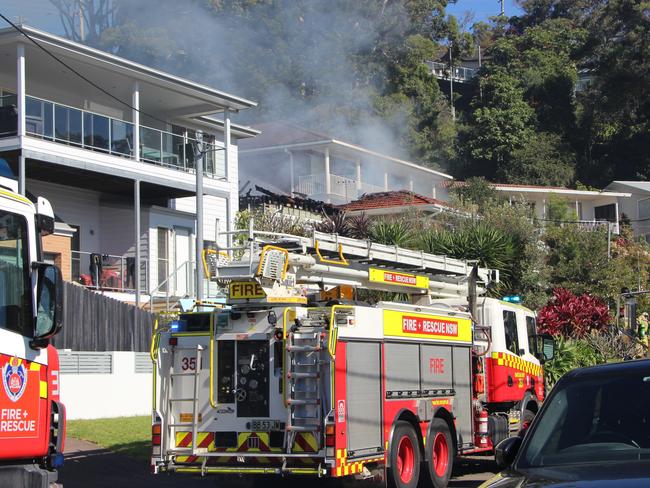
(0, 211, 31, 337)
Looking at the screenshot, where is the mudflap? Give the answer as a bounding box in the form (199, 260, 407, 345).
(0, 464, 59, 488)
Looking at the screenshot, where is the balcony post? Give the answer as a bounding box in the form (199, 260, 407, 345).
(17, 42, 26, 195)
(409, 179, 414, 192)
(224, 109, 231, 180)
(132, 81, 140, 161)
(324, 147, 331, 202)
(134, 179, 141, 327)
(615, 200, 620, 234)
(286, 149, 295, 196)
(384, 172, 389, 191)
(355, 159, 361, 192)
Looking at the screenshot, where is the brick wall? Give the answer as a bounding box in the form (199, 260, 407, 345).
(42, 233, 72, 282)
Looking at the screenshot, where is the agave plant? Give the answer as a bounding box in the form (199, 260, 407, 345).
(370, 218, 414, 247)
(313, 212, 350, 236)
(347, 213, 372, 239)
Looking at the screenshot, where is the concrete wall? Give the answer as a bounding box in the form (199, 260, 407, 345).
(59, 351, 151, 419)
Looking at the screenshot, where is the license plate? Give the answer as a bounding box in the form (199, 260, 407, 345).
(251, 420, 282, 431)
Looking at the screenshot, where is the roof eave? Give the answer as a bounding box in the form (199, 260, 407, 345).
(0, 25, 258, 112)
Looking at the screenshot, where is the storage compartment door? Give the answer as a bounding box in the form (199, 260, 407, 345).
(236, 341, 270, 418)
(346, 342, 382, 455)
(452, 346, 473, 447)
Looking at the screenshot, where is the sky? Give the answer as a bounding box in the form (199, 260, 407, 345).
(2, 0, 525, 36)
(447, 0, 524, 27)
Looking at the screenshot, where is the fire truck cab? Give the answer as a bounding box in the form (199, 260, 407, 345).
(151, 228, 554, 488)
(0, 174, 65, 488)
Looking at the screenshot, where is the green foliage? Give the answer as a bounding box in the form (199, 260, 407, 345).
(451, 177, 504, 213)
(546, 195, 575, 223)
(543, 336, 601, 387)
(369, 218, 414, 247)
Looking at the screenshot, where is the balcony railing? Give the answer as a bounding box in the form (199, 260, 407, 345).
(427, 61, 478, 83)
(296, 173, 389, 200)
(72, 251, 147, 293)
(0, 94, 226, 178)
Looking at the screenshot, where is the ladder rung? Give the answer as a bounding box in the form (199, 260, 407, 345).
(288, 398, 320, 405)
(169, 398, 196, 402)
(288, 345, 321, 352)
(287, 425, 321, 432)
(288, 372, 319, 379)
(168, 423, 195, 427)
(292, 333, 320, 339)
(170, 373, 197, 377)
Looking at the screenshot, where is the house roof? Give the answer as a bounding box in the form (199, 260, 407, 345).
(606, 181, 650, 193)
(446, 181, 630, 199)
(239, 122, 453, 180)
(338, 190, 450, 212)
(0, 24, 257, 112)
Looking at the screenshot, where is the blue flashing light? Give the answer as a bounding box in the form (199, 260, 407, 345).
(170, 321, 180, 332)
(51, 453, 65, 468)
(502, 295, 522, 304)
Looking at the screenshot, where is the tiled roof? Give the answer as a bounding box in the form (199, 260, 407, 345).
(338, 190, 449, 212)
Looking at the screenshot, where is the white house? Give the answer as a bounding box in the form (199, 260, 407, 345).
(0, 24, 258, 302)
(605, 181, 650, 241)
(239, 122, 453, 205)
(491, 183, 631, 234)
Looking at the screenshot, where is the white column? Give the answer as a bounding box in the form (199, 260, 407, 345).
(384, 172, 389, 191)
(355, 159, 361, 192)
(409, 180, 414, 192)
(575, 200, 580, 220)
(17, 43, 26, 195)
(615, 200, 620, 234)
(324, 147, 331, 201)
(132, 81, 140, 161)
(542, 198, 547, 219)
(432, 186, 437, 199)
(287, 150, 295, 196)
(224, 109, 231, 180)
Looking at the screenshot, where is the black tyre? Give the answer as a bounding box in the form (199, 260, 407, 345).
(388, 421, 421, 488)
(424, 418, 453, 488)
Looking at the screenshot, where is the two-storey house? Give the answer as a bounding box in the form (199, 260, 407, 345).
(239, 122, 453, 205)
(0, 25, 258, 304)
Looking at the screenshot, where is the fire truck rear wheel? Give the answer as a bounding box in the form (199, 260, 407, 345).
(388, 421, 421, 488)
(424, 418, 453, 488)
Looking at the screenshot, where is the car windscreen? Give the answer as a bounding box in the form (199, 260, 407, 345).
(519, 364, 650, 468)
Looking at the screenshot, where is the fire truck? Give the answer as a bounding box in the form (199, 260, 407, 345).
(0, 174, 65, 488)
(151, 227, 554, 488)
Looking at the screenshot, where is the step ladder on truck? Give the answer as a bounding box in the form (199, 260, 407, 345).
(150, 225, 556, 488)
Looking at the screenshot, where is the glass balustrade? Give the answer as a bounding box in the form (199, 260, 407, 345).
(1, 94, 225, 178)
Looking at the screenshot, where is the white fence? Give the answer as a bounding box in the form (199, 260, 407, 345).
(59, 351, 152, 419)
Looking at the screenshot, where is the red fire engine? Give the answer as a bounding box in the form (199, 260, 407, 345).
(0, 175, 65, 488)
(151, 228, 554, 487)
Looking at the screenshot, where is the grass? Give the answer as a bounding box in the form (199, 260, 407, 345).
(67, 416, 150, 462)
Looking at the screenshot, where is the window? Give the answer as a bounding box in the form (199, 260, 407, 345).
(526, 316, 537, 355)
(503, 310, 520, 355)
(0, 211, 32, 336)
(595, 203, 616, 222)
(157, 227, 170, 292)
(639, 198, 650, 221)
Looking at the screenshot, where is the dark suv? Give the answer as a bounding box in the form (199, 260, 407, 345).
(482, 359, 650, 487)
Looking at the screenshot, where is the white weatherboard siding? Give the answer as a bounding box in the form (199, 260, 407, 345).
(173, 195, 228, 246)
(99, 203, 135, 256)
(27, 179, 101, 253)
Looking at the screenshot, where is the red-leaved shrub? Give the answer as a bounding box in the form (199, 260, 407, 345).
(538, 288, 611, 338)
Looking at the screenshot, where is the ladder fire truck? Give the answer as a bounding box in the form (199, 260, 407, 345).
(0, 174, 65, 488)
(151, 226, 554, 488)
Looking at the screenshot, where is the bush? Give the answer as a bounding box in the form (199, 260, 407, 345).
(538, 288, 611, 338)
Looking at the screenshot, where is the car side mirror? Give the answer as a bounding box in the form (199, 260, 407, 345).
(534, 334, 555, 363)
(32, 263, 63, 347)
(495, 436, 522, 469)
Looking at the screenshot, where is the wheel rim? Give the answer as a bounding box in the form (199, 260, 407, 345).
(396, 435, 415, 484)
(432, 432, 449, 477)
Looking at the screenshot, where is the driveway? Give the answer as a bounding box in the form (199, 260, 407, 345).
(59, 438, 497, 487)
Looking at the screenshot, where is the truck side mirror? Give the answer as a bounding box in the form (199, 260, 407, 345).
(534, 334, 555, 363)
(33, 263, 63, 345)
(495, 436, 522, 469)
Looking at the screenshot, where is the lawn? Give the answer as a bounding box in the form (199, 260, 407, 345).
(67, 416, 150, 462)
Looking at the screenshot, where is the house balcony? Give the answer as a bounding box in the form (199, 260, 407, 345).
(0, 93, 226, 178)
(72, 250, 148, 293)
(296, 173, 385, 202)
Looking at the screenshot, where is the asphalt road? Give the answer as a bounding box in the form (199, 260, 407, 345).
(59, 438, 498, 488)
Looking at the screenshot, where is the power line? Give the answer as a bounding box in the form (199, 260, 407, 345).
(0, 12, 167, 126)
